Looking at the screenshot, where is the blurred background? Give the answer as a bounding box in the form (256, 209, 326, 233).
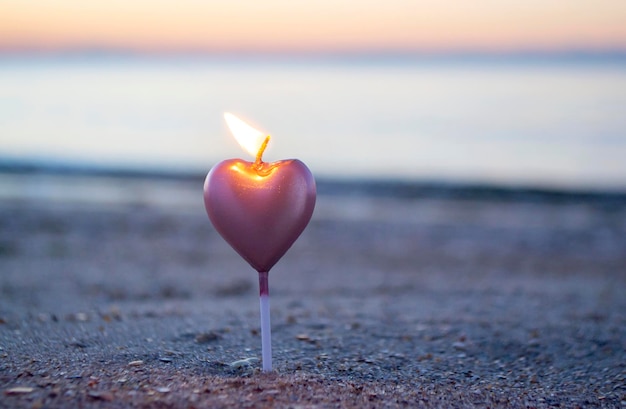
(1, 0, 625, 192)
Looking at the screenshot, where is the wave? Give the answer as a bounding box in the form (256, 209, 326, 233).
(1, 157, 624, 205)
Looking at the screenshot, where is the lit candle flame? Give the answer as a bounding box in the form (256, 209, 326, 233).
(224, 113, 269, 158)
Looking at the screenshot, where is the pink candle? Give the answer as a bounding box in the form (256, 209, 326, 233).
(203, 113, 316, 371)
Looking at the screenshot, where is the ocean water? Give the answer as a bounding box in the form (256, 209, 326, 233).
(1, 56, 625, 190)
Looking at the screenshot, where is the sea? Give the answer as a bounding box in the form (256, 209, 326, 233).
(1, 54, 625, 200)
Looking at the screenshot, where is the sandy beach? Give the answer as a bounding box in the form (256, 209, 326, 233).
(0, 174, 625, 408)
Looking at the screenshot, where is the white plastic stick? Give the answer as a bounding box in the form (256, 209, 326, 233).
(258, 271, 272, 372)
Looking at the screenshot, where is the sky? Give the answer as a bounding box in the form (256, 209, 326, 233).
(1, 0, 626, 54)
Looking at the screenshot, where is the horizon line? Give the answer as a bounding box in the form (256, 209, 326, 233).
(2, 48, 626, 62)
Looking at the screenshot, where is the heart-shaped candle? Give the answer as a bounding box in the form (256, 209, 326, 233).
(203, 113, 316, 372)
(204, 113, 316, 273)
(205, 158, 315, 273)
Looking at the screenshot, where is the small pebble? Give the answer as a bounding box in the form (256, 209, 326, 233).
(229, 357, 258, 368)
(88, 391, 114, 401)
(156, 387, 170, 393)
(453, 341, 467, 350)
(75, 313, 89, 322)
(296, 334, 311, 341)
(195, 332, 220, 344)
(4, 387, 35, 395)
(69, 339, 88, 348)
(128, 360, 144, 367)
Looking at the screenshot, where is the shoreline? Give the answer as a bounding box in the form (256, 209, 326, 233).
(1, 160, 625, 204)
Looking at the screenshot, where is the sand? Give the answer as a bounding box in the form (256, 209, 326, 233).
(0, 176, 625, 408)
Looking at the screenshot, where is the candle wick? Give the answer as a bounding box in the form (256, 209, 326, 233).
(254, 136, 271, 168)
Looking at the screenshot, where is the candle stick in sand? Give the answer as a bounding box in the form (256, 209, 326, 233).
(203, 113, 316, 372)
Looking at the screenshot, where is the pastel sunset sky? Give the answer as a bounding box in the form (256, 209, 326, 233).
(1, 0, 625, 54)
